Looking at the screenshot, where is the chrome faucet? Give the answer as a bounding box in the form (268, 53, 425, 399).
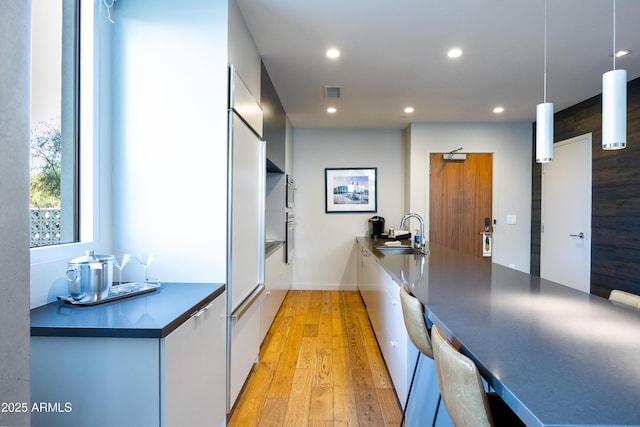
(400, 213, 425, 253)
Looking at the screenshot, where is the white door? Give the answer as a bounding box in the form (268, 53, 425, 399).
(541, 133, 592, 292)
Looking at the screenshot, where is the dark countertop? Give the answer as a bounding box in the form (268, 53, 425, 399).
(30, 282, 225, 339)
(358, 236, 640, 427)
(265, 240, 284, 258)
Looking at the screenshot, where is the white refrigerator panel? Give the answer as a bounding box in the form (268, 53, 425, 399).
(231, 69, 263, 138)
(229, 114, 265, 312)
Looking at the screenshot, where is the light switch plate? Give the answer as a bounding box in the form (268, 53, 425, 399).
(507, 214, 517, 225)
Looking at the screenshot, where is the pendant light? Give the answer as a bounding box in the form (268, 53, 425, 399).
(536, 0, 553, 163)
(602, 0, 627, 150)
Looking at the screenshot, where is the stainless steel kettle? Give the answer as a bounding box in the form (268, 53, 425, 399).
(66, 250, 114, 302)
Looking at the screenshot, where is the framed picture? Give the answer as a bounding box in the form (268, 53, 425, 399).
(325, 167, 377, 213)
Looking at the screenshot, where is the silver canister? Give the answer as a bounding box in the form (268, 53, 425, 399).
(66, 250, 114, 302)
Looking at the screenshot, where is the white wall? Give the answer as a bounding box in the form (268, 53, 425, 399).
(292, 129, 405, 290)
(228, 0, 260, 98)
(0, 1, 31, 422)
(111, 0, 229, 283)
(406, 122, 532, 272)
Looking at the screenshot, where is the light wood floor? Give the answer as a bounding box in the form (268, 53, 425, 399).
(228, 290, 402, 426)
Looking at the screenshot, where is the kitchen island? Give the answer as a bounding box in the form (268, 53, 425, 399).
(30, 282, 226, 427)
(357, 237, 640, 427)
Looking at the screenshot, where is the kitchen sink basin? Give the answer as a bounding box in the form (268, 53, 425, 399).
(376, 245, 425, 255)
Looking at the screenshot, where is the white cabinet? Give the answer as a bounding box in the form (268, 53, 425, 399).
(163, 295, 226, 426)
(379, 266, 408, 402)
(261, 245, 290, 342)
(229, 292, 262, 411)
(31, 295, 226, 427)
(361, 251, 383, 334)
(357, 241, 408, 406)
(31, 337, 160, 427)
(228, 245, 291, 412)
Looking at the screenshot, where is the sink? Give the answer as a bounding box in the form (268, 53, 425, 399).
(376, 245, 425, 255)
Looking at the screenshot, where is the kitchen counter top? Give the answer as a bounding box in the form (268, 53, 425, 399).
(265, 240, 284, 258)
(357, 236, 640, 427)
(30, 282, 225, 339)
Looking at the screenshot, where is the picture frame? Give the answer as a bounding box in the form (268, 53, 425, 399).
(325, 167, 377, 213)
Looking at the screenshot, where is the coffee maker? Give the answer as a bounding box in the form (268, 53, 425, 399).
(368, 216, 385, 237)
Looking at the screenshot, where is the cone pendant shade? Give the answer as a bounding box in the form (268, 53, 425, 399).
(536, 102, 554, 163)
(602, 69, 627, 150)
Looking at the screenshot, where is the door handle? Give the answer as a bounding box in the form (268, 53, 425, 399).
(569, 232, 585, 239)
(229, 284, 265, 321)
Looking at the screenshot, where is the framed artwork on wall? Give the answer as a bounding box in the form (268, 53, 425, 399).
(325, 167, 377, 213)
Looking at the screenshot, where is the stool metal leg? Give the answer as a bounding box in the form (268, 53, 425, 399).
(431, 394, 441, 427)
(401, 352, 441, 427)
(401, 352, 421, 426)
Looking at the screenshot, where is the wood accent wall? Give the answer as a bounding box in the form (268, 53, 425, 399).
(530, 77, 640, 298)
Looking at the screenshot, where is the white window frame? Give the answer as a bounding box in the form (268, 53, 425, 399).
(30, 0, 102, 266)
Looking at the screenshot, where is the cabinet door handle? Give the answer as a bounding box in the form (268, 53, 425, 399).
(230, 284, 265, 321)
(390, 341, 397, 348)
(192, 300, 216, 317)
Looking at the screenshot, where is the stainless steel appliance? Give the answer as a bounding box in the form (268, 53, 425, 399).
(286, 174, 295, 208)
(286, 212, 294, 264)
(226, 66, 266, 412)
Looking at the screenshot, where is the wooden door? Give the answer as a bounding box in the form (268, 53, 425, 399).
(429, 153, 493, 257)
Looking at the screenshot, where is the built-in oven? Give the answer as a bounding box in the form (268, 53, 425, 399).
(286, 175, 295, 208)
(286, 212, 294, 264)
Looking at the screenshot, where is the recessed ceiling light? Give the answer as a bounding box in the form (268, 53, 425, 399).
(404, 107, 415, 114)
(326, 48, 340, 59)
(447, 48, 463, 59)
(327, 107, 337, 114)
(614, 49, 631, 58)
(493, 106, 505, 114)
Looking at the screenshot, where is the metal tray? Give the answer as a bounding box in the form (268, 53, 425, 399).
(57, 282, 160, 306)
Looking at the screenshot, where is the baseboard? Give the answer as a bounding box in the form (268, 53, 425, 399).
(290, 282, 358, 291)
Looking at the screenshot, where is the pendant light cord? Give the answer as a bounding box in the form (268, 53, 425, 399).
(612, 0, 616, 70)
(543, 0, 548, 103)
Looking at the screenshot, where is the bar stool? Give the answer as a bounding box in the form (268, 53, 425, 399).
(431, 325, 525, 427)
(609, 289, 640, 309)
(398, 285, 441, 427)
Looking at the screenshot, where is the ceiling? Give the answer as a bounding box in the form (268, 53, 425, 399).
(235, 0, 640, 129)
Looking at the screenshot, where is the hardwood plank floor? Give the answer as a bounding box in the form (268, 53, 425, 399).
(228, 290, 401, 427)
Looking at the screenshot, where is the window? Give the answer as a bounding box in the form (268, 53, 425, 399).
(30, 0, 79, 247)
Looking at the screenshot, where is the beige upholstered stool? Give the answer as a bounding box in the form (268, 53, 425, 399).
(431, 325, 524, 427)
(609, 289, 640, 309)
(399, 285, 441, 427)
